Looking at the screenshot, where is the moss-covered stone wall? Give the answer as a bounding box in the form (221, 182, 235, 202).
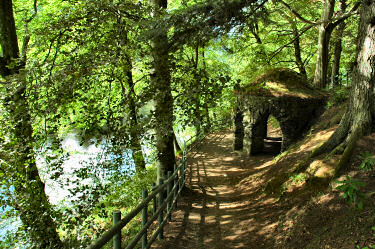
(234, 68, 327, 155)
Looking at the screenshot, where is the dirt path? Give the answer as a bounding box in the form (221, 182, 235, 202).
(152, 130, 290, 249)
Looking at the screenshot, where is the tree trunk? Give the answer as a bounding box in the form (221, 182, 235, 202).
(331, 0, 347, 87)
(203, 101, 211, 132)
(4, 85, 64, 249)
(313, 0, 335, 89)
(125, 57, 146, 170)
(150, 0, 175, 180)
(274, 2, 307, 78)
(0, 0, 20, 75)
(201, 45, 211, 132)
(0, 1, 63, 247)
(291, 19, 307, 78)
(115, 17, 146, 170)
(193, 43, 202, 135)
(173, 132, 182, 155)
(311, 0, 375, 175)
(194, 90, 202, 135)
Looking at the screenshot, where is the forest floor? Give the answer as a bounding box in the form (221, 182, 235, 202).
(151, 107, 375, 249)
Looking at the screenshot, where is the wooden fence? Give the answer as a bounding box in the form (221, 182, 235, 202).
(87, 120, 229, 249)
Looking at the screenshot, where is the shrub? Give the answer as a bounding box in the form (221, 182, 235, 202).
(358, 152, 375, 172)
(336, 175, 366, 210)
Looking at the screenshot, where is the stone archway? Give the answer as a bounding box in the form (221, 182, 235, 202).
(234, 68, 327, 155)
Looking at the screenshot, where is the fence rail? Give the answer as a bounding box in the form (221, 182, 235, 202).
(87, 119, 230, 249)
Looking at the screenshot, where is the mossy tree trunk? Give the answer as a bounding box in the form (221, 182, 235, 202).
(116, 17, 146, 171)
(313, 0, 359, 89)
(313, 0, 335, 89)
(126, 61, 146, 170)
(201, 45, 211, 132)
(193, 43, 202, 135)
(311, 0, 375, 175)
(290, 18, 307, 79)
(173, 132, 181, 155)
(151, 0, 175, 180)
(331, 0, 347, 87)
(0, 1, 63, 248)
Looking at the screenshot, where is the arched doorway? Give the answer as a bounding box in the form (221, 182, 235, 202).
(233, 68, 327, 156)
(263, 115, 282, 154)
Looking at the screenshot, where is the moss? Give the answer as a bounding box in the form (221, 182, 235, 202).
(237, 68, 326, 99)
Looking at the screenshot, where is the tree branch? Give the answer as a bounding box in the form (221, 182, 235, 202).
(277, 0, 317, 25)
(268, 24, 314, 62)
(21, 0, 38, 62)
(330, 1, 360, 29)
(25, 0, 38, 23)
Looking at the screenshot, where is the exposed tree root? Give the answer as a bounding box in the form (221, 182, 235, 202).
(310, 111, 351, 158)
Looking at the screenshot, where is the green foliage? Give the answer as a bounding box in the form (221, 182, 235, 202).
(58, 165, 157, 247)
(289, 173, 307, 184)
(358, 152, 375, 172)
(336, 175, 366, 210)
(357, 246, 375, 249)
(327, 87, 350, 108)
(0, 0, 366, 247)
(268, 115, 280, 129)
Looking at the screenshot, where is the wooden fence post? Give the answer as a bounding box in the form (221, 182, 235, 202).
(173, 164, 178, 209)
(158, 178, 164, 239)
(167, 171, 172, 221)
(113, 211, 121, 249)
(152, 183, 157, 215)
(183, 159, 186, 183)
(179, 164, 183, 191)
(142, 189, 148, 249)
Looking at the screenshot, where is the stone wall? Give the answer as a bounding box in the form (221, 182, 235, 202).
(234, 95, 326, 155)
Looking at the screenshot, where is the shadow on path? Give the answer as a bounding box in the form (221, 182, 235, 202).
(151, 130, 287, 249)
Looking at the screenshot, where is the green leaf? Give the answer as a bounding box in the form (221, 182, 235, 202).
(357, 200, 363, 210)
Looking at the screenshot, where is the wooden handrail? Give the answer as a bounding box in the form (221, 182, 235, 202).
(87, 165, 182, 249)
(86, 119, 230, 249)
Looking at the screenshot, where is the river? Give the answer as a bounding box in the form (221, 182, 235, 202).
(0, 129, 190, 245)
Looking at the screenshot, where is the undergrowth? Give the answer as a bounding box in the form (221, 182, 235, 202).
(60, 165, 157, 248)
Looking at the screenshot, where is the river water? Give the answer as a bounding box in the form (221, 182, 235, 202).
(0, 130, 190, 243)
(0, 132, 140, 242)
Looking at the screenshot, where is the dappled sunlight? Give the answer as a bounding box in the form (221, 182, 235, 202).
(297, 128, 335, 153)
(306, 156, 337, 178)
(254, 159, 274, 170)
(152, 131, 296, 248)
(153, 125, 375, 249)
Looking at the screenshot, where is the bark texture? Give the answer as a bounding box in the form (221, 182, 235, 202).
(311, 0, 375, 174)
(331, 0, 347, 87)
(0, 1, 63, 247)
(4, 85, 63, 249)
(0, 0, 20, 75)
(151, 0, 175, 180)
(125, 58, 146, 170)
(313, 0, 335, 89)
(116, 17, 146, 170)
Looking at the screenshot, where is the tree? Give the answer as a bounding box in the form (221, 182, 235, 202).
(118, 17, 146, 170)
(273, 2, 307, 78)
(276, 0, 359, 88)
(0, 0, 63, 247)
(313, 0, 336, 89)
(309, 0, 375, 174)
(150, 0, 176, 180)
(331, 0, 348, 87)
(313, 0, 360, 88)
